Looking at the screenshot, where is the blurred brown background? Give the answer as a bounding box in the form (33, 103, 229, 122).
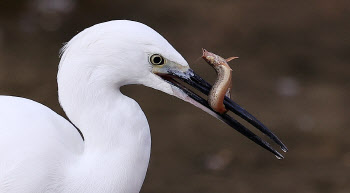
(0, 0, 349, 192)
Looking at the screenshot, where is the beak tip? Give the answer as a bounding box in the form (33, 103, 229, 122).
(277, 141, 288, 153)
(282, 146, 288, 153)
(275, 154, 284, 160)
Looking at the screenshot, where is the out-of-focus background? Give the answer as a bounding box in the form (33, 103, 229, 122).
(0, 0, 349, 192)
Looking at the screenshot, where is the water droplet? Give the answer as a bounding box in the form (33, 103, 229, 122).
(275, 155, 283, 160)
(282, 147, 288, 153)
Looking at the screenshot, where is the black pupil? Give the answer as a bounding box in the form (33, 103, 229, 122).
(153, 56, 162, 64)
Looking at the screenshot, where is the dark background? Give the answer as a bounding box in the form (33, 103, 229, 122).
(1, 0, 349, 192)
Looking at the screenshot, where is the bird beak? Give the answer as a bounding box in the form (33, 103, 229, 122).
(154, 64, 288, 159)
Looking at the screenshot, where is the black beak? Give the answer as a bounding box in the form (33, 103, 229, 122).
(158, 68, 288, 159)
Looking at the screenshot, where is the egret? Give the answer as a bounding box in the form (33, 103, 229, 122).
(0, 20, 287, 193)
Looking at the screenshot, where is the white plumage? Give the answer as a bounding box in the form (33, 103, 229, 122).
(0, 19, 287, 193)
(0, 20, 191, 193)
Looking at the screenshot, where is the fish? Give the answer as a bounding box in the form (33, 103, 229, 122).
(202, 49, 238, 114)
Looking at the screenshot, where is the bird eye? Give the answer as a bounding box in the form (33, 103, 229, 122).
(150, 54, 165, 65)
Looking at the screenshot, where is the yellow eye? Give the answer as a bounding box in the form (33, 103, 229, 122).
(150, 54, 165, 65)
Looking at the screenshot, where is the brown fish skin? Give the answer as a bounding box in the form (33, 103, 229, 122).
(202, 49, 237, 114)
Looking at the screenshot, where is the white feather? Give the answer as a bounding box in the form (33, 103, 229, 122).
(0, 20, 190, 193)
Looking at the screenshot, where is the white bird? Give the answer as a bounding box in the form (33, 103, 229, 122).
(0, 20, 287, 193)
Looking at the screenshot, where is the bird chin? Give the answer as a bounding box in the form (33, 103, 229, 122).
(172, 85, 222, 119)
(162, 76, 222, 119)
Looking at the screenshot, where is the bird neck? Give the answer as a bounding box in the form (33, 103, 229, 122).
(81, 90, 150, 151)
(59, 76, 151, 192)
